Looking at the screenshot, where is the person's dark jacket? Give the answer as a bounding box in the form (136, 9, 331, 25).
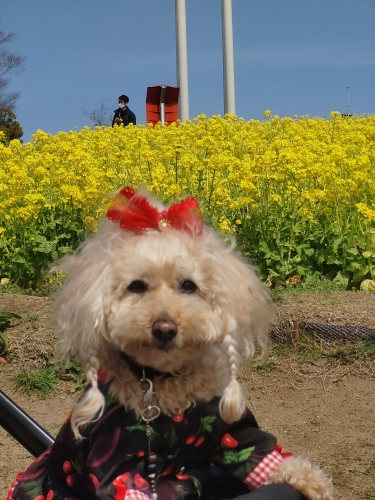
(112, 106, 136, 127)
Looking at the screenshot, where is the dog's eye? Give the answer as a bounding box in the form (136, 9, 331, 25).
(128, 280, 148, 294)
(181, 279, 198, 294)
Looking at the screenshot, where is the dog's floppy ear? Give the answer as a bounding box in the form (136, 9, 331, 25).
(54, 250, 107, 361)
(212, 242, 270, 423)
(53, 232, 114, 437)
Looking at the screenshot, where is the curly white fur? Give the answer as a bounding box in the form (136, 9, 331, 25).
(54, 212, 270, 437)
(51, 191, 333, 499)
(68, 350, 106, 435)
(266, 455, 335, 500)
(219, 335, 246, 423)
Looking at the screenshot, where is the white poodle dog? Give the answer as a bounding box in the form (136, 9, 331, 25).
(9, 187, 334, 500)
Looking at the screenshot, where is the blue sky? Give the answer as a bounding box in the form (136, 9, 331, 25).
(2, 0, 375, 141)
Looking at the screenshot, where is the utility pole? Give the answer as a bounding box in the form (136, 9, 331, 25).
(175, 0, 189, 121)
(222, 0, 236, 115)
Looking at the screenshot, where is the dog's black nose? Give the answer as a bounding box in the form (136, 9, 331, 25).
(152, 319, 177, 343)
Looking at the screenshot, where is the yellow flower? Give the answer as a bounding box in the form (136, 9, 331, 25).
(360, 279, 375, 292)
(0, 111, 374, 288)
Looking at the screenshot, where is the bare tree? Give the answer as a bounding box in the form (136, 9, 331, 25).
(82, 100, 114, 127)
(0, 29, 26, 110)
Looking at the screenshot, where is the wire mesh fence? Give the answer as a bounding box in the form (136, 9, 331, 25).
(270, 321, 375, 343)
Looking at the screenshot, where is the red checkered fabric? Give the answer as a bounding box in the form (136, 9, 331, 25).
(244, 450, 284, 489)
(125, 490, 152, 500)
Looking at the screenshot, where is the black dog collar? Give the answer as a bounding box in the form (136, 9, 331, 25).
(120, 351, 174, 381)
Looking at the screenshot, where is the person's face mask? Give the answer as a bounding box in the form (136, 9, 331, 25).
(119, 103, 126, 109)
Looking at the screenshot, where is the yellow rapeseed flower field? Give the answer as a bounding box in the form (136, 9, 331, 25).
(0, 113, 374, 288)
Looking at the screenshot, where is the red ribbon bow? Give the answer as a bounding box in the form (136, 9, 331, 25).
(106, 186, 203, 236)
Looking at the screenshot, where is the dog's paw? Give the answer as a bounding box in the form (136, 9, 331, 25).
(266, 455, 334, 500)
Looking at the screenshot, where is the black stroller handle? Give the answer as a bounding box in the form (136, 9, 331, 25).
(0, 389, 54, 457)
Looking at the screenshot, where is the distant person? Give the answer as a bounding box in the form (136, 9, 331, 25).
(112, 95, 136, 127)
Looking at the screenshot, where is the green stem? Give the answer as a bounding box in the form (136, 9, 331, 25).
(207, 170, 216, 213)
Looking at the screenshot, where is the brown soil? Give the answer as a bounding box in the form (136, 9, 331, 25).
(1, 291, 375, 499)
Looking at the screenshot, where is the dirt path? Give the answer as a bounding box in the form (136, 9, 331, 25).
(1, 292, 375, 499)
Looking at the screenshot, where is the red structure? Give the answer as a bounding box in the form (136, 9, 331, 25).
(146, 85, 179, 126)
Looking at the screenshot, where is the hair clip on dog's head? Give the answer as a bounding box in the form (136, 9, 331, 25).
(107, 186, 203, 236)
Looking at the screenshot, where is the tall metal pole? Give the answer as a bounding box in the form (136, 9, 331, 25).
(160, 85, 167, 126)
(175, 0, 189, 121)
(222, 0, 236, 115)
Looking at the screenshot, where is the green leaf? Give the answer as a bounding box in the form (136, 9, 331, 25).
(193, 478, 202, 497)
(221, 446, 255, 465)
(11, 257, 26, 264)
(347, 247, 359, 255)
(201, 416, 216, 424)
(165, 425, 178, 446)
(71, 458, 82, 474)
(236, 446, 255, 463)
(0, 331, 9, 351)
(201, 415, 216, 432)
(295, 265, 307, 276)
(327, 255, 341, 265)
(332, 271, 349, 289)
(0, 312, 21, 332)
(167, 448, 182, 460)
(333, 238, 342, 251)
(346, 261, 362, 271)
(106, 391, 117, 406)
(352, 270, 367, 283)
(259, 241, 271, 258)
(222, 450, 237, 464)
(125, 424, 152, 432)
(0, 312, 22, 321)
